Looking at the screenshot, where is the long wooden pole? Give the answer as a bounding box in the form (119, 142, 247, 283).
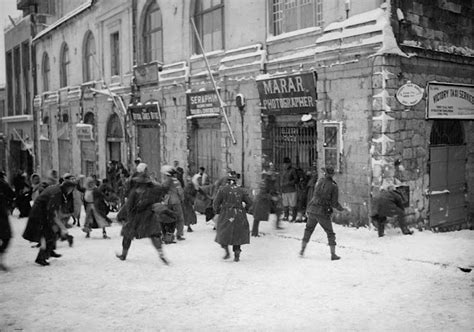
(190, 17, 236, 144)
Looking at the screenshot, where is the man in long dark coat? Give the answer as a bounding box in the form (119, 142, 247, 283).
(23, 179, 76, 266)
(0, 171, 15, 271)
(252, 170, 281, 237)
(213, 174, 252, 262)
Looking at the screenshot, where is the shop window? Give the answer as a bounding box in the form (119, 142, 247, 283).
(270, 0, 323, 36)
(192, 0, 224, 54)
(83, 31, 97, 82)
(110, 32, 120, 76)
(322, 122, 342, 171)
(60, 43, 70, 87)
(42, 52, 50, 92)
(142, 1, 163, 63)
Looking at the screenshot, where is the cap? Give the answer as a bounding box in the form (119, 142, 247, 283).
(136, 163, 148, 173)
(321, 166, 335, 175)
(134, 157, 142, 163)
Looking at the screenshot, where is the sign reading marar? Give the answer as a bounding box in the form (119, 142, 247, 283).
(426, 82, 474, 119)
(256, 72, 317, 115)
(187, 90, 221, 116)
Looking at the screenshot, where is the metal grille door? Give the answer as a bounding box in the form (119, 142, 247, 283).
(271, 125, 317, 171)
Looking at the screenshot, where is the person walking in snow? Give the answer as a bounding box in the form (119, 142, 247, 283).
(182, 175, 198, 232)
(82, 179, 114, 239)
(22, 178, 76, 266)
(252, 169, 282, 237)
(371, 185, 413, 237)
(299, 166, 345, 260)
(0, 171, 15, 271)
(280, 157, 298, 222)
(161, 165, 186, 241)
(116, 170, 173, 265)
(213, 173, 252, 262)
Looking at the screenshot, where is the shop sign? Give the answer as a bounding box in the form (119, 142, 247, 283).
(396, 81, 424, 107)
(256, 72, 317, 115)
(128, 104, 161, 122)
(134, 62, 160, 86)
(187, 90, 221, 116)
(76, 123, 93, 141)
(426, 82, 474, 119)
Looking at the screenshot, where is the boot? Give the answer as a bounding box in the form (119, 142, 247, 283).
(222, 245, 230, 260)
(103, 230, 110, 239)
(0, 254, 8, 272)
(251, 220, 260, 237)
(377, 221, 385, 237)
(116, 249, 128, 261)
(291, 207, 298, 222)
(35, 250, 50, 266)
(157, 248, 169, 265)
(187, 226, 193, 232)
(49, 251, 62, 258)
(299, 241, 307, 257)
(282, 207, 289, 221)
(67, 235, 74, 247)
(234, 250, 241, 262)
(330, 245, 340, 261)
(402, 227, 413, 235)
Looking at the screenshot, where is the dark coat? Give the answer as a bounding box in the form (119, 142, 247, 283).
(0, 179, 15, 240)
(280, 166, 298, 193)
(371, 189, 405, 218)
(84, 185, 113, 229)
(22, 185, 72, 243)
(306, 176, 343, 216)
(120, 181, 169, 239)
(182, 182, 197, 226)
(213, 184, 252, 246)
(253, 175, 278, 221)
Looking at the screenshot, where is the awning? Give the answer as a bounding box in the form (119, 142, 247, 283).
(32, 0, 93, 43)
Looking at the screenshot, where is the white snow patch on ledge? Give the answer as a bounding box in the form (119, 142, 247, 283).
(266, 27, 322, 43)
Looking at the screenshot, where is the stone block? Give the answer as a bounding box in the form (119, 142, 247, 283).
(403, 148, 414, 159)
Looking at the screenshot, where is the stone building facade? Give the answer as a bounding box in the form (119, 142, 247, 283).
(29, 0, 473, 229)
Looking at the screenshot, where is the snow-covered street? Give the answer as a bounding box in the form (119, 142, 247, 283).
(1, 212, 473, 331)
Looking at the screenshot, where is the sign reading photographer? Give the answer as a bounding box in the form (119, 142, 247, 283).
(426, 82, 474, 119)
(187, 90, 221, 116)
(256, 72, 317, 115)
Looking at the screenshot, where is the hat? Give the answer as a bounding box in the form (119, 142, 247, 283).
(283, 157, 291, 164)
(134, 157, 142, 164)
(62, 173, 76, 181)
(136, 163, 148, 173)
(321, 166, 335, 175)
(161, 165, 175, 176)
(301, 114, 313, 122)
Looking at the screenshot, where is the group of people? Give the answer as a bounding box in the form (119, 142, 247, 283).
(0, 155, 414, 270)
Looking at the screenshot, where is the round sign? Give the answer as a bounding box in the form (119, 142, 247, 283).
(396, 81, 424, 107)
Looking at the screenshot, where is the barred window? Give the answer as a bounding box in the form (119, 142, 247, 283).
(271, 0, 323, 36)
(322, 122, 342, 172)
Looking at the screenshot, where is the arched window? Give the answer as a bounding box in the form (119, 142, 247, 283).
(193, 0, 224, 54)
(42, 52, 50, 92)
(83, 32, 97, 82)
(60, 43, 70, 87)
(143, 1, 163, 63)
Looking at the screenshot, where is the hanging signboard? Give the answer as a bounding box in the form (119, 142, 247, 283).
(396, 81, 424, 107)
(76, 123, 93, 141)
(134, 62, 161, 86)
(426, 82, 474, 119)
(128, 103, 161, 122)
(187, 90, 221, 116)
(256, 72, 317, 115)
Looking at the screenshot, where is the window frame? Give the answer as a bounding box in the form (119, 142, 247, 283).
(269, 0, 323, 36)
(42, 52, 50, 92)
(192, 0, 224, 54)
(83, 31, 97, 82)
(142, 1, 163, 64)
(322, 121, 342, 172)
(110, 32, 120, 76)
(60, 43, 70, 88)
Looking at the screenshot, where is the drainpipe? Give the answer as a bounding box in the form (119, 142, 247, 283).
(236, 93, 246, 186)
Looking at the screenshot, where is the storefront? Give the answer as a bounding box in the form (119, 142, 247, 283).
(256, 72, 318, 172)
(186, 90, 222, 181)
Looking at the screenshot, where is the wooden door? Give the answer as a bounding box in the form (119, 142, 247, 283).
(58, 139, 71, 177)
(429, 145, 467, 227)
(137, 124, 161, 177)
(192, 119, 221, 182)
(81, 141, 96, 176)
